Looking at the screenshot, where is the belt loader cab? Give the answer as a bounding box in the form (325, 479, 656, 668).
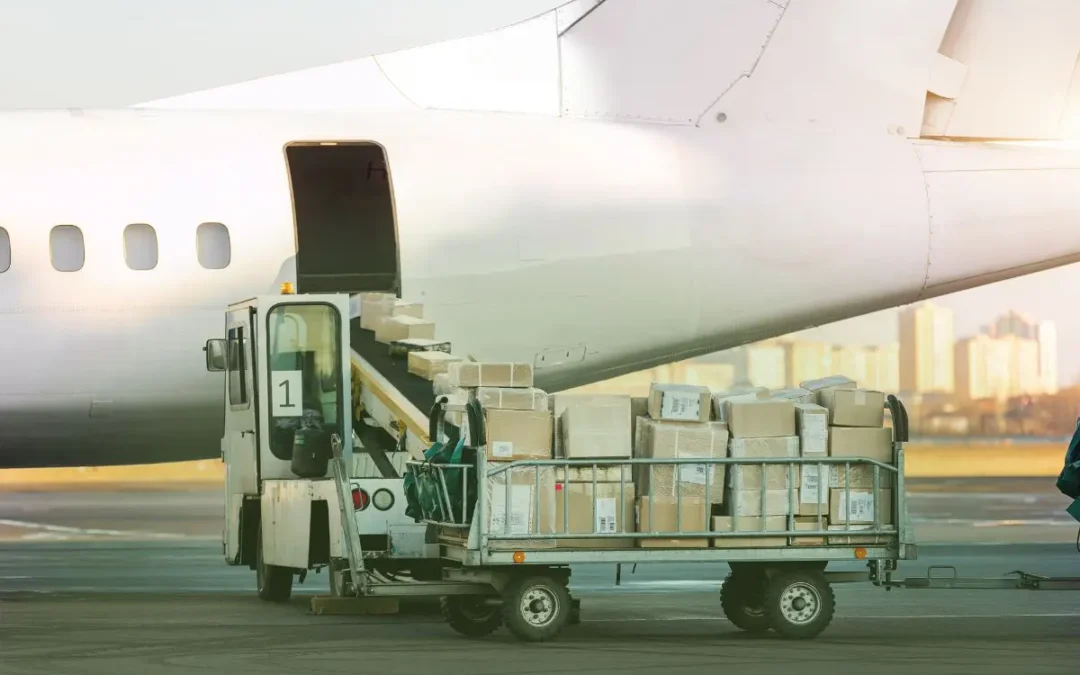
(204, 290, 434, 601)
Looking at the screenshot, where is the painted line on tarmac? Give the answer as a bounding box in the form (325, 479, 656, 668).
(0, 519, 191, 541)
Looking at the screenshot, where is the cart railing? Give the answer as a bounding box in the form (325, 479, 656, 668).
(406, 452, 908, 549)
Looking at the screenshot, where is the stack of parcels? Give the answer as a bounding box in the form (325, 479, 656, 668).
(798, 375, 895, 543)
(553, 395, 635, 548)
(635, 384, 726, 548)
(485, 464, 557, 550)
(723, 398, 798, 522)
(359, 293, 438, 345)
(711, 387, 769, 423)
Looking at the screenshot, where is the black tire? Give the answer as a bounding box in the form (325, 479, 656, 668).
(720, 570, 771, 633)
(763, 569, 835, 640)
(569, 597, 581, 626)
(256, 529, 293, 602)
(502, 575, 571, 643)
(441, 596, 503, 638)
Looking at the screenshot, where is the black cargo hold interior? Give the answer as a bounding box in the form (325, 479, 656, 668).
(286, 143, 399, 295)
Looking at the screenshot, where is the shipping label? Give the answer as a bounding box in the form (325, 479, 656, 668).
(660, 391, 701, 421)
(837, 491, 876, 523)
(595, 497, 618, 534)
(800, 465, 828, 505)
(491, 441, 514, 459)
(679, 463, 710, 486)
(489, 484, 533, 534)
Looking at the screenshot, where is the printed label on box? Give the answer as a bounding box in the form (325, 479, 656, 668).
(661, 391, 701, 421)
(679, 463, 709, 486)
(837, 491, 875, 522)
(595, 497, 618, 534)
(491, 441, 514, 459)
(800, 465, 828, 504)
(489, 485, 532, 535)
(801, 415, 828, 455)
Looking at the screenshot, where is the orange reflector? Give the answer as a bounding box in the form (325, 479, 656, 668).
(513, 551, 526, 564)
(280, 281, 295, 295)
(854, 547, 867, 560)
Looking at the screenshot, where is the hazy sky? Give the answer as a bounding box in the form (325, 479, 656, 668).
(4, 1, 1078, 383)
(0, 0, 561, 107)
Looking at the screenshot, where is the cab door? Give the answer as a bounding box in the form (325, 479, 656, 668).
(223, 307, 258, 564)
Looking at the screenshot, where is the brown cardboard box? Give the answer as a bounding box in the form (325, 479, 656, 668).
(795, 403, 829, 456)
(712, 389, 769, 423)
(407, 351, 464, 381)
(728, 436, 799, 491)
(797, 464, 830, 516)
(792, 516, 827, 546)
(828, 427, 893, 464)
(729, 489, 798, 516)
(729, 436, 800, 459)
(485, 467, 556, 549)
(448, 361, 533, 388)
(636, 418, 728, 503)
(769, 388, 816, 404)
(829, 488, 894, 525)
(636, 497, 710, 548)
(630, 396, 648, 454)
(555, 465, 632, 483)
(825, 463, 895, 489)
(475, 387, 548, 411)
(711, 515, 788, 548)
(727, 400, 796, 438)
(553, 483, 636, 548)
(819, 388, 886, 427)
(550, 394, 628, 458)
(375, 316, 436, 344)
(800, 375, 857, 401)
(359, 293, 396, 331)
(560, 398, 632, 459)
(484, 408, 552, 461)
(647, 384, 712, 423)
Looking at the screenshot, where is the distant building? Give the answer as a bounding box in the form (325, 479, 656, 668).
(781, 340, 833, 388)
(1037, 320, 1059, 394)
(866, 343, 900, 392)
(899, 302, 954, 395)
(991, 311, 1036, 340)
(745, 343, 786, 389)
(955, 334, 1011, 401)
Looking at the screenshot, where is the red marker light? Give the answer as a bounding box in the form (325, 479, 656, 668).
(352, 488, 369, 511)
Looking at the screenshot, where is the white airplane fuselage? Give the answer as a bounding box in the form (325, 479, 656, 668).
(2, 106, 1080, 468)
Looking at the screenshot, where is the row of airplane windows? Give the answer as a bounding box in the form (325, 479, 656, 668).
(0, 222, 231, 274)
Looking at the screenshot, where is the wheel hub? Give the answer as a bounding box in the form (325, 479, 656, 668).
(520, 587, 559, 627)
(779, 582, 820, 625)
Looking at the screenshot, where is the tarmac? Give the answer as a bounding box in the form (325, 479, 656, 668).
(1, 477, 1078, 674)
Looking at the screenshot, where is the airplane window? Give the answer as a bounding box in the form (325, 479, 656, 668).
(0, 227, 9, 273)
(124, 223, 158, 271)
(197, 222, 231, 270)
(50, 225, 84, 272)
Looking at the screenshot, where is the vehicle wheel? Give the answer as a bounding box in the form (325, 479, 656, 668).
(720, 570, 771, 633)
(502, 575, 571, 642)
(763, 569, 835, 640)
(569, 597, 581, 625)
(256, 529, 293, 602)
(441, 596, 503, 638)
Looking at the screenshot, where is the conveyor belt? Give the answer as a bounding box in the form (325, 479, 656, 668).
(349, 318, 437, 419)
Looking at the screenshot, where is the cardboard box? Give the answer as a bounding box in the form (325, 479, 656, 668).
(630, 397, 648, 454)
(553, 483, 636, 548)
(555, 465, 632, 483)
(550, 394, 628, 458)
(828, 427, 893, 464)
(389, 338, 451, 359)
(375, 316, 436, 344)
(648, 384, 712, 423)
(636, 418, 728, 503)
(730, 463, 799, 490)
(726, 400, 796, 438)
(729, 489, 797, 516)
(407, 351, 464, 381)
(819, 388, 886, 427)
(711, 515, 788, 548)
(484, 408, 553, 461)
(475, 387, 548, 412)
(797, 464, 830, 516)
(795, 403, 829, 456)
(800, 375, 856, 397)
(636, 497, 710, 548)
(712, 389, 769, 423)
(485, 466, 556, 549)
(359, 293, 396, 331)
(447, 361, 533, 388)
(824, 463, 895, 489)
(830, 488, 893, 525)
(769, 388, 816, 404)
(729, 436, 800, 459)
(560, 398, 632, 459)
(792, 516, 827, 546)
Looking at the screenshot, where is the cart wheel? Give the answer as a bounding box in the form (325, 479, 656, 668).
(720, 571, 770, 633)
(441, 596, 503, 638)
(763, 569, 835, 640)
(503, 575, 571, 642)
(256, 529, 293, 602)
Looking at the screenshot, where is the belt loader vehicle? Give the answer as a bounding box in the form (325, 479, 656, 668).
(205, 288, 1080, 642)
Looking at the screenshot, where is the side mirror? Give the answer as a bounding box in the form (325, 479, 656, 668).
(204, 339, 227, 372)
